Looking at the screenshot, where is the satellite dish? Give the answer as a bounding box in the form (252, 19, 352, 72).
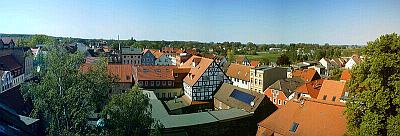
(250, 101, 255, 107)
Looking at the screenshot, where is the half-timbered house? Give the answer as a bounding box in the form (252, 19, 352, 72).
(181, 56, 231, 101)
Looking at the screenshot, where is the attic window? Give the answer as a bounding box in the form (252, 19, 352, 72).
(323, 95, 327, 100)
(289, 122, 299, 132)
(332, 96, 336, 101)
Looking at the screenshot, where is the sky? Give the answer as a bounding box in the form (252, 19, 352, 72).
(1, 0, 400, 45)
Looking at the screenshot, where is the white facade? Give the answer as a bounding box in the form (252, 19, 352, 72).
(0, 71, 13, 93)
(183, 62, 231, 101)
(345, 58, 357, 69)
(230, 77, 250, 90)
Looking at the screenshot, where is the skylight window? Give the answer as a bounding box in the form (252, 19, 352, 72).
(230, 89, 255, 105)
(289, 122, 299, 132)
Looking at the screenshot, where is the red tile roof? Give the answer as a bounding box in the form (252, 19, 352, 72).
(317, 80, 346, 102)
(292, 69, 319, 82)
(181, 56, 214, 86)
(340, 69, 351, 82)
(250, 60, 260, 67)
(133, 65, 175, 81)
(257, 98, 346, 136)
(226, 63, 252, 81)
(150, 49, 163, 59)
(80, 64, 133, 83)
(295, 79, 324, 99)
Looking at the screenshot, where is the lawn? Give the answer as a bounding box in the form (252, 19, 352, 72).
(236, 52, 282, 63)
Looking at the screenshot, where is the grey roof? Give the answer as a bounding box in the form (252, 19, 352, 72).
(268, 77, 304, 97)
(253, 65, 274, 71)
(144, 91, 253, 129)
(121, 47, 142, 54)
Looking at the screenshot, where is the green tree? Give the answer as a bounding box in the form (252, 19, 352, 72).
(22, 48, 113, 135)
(227, 50, 236, 63)
(328, 68, 342, 81)
(28, 34, 56, 48)
(101, 85, 159, 136)
(345, 33, 400, 136)
(276, 54, 291, 66)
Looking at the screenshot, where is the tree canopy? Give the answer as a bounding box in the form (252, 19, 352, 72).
(276, 54, 291, 66)
(22, 48, 113, 135)
(345, 33, 400, 136)
(101, 85, 160, 136)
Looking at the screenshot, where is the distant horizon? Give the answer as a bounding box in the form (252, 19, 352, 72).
(1, 32, 369, 46)
(1, 0, 399, 45)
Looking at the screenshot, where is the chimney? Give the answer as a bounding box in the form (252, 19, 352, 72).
(174, 96, 178, 103)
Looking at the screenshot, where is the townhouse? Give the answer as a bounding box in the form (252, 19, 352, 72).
(121, 47, 142, 65)
(226, 63, 252, 89)
(264, 78, 304, 108)
(250, 66, 287, 94)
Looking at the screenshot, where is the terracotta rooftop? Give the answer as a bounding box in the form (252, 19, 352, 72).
(235, 55, 247, 64)
(226, 63, 252, 81)
(351, 54, 362, 64)
(150, 49, 164, 59)
(133, 65, 175, 81)
(292, 69, 320, 82)
(257, 98, 346, 136)
(181, 56, 214, 86)
(80, 63, 133, 83)
(340, 69, 351, 82)
(317, 80, 346, 102)
(295, 79, 324, 99)
(250, 60, 260, 67)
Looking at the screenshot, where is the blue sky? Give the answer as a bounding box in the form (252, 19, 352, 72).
(1, 0, 399, 45)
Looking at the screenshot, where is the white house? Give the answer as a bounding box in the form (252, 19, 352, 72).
(0, 70, 13, 93)
(225, 63, 251, 89)
(345, 55, 362, 69)
(319, 58, 334, 75)
(182, 56, 231, 101)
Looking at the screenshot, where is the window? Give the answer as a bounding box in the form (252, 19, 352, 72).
(284, 101, 287, 105)
(150, 81, 154, 86)
(156, 81, 160, 86)
(168, 93, 171, 98)
(168, 81, 172, 86)
(250, 78, 253, 84)
(323, 95, 327, 100)
(273, 98, 276, 104)
(278, 99, 282, 105)
(162, 81, 166, 86)
(258, 80, 261, 85)
(289, 122, 299, 132)
(332, 96, 336, 101)
(255, 79, 258, 85)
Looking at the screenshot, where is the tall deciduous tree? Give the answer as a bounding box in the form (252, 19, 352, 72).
(276, 54, 291, 66)
(22, 48, 113, 135)
(227, 50, 236, 63)
(101, 85, 159, 136)
(345, 33, 400, 136)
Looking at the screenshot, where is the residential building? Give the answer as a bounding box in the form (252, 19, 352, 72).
(291, 69, 321, 82)
(145, 90, 260, 136)
(214, 83, 277, 122)
(256, 98, 346, 136)
(0, 70, 13, 93)
(340, 69, 351, 82)
(250, 66, 287, 94)
(121, 47, 142, 65)
(226, 63, 251, 89)
(295, 79, 324, 99)
(182, 56, 231, 101)
(133, 65, 176, 89)
(172, 67, 191, 88)
(234, 55, 250, 66)
(264, 78, 304, 108)
(319, 58, 334, 73)
(308, 65, 326, 77)
(250, 60, 261, 67)
(141, 49, 156, 65)
(330, 58, 347, 68)
(22, 47, 34, 80)
(81, 64, 133, 94)
(155, 53, 174, 66)
(0, 37, 16, 49)
(317, 80, 347, 103)
(161, 47, 183, 58)
(345, 54, 362, 69)
(0, 55, 24, 89)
